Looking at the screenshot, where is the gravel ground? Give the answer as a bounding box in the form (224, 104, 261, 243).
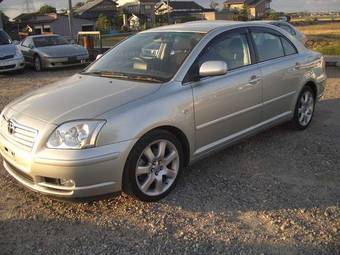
(0, 67, 339, 255)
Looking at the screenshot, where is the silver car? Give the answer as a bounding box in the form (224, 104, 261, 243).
(18, 34, 89, 71)
(0, 30, 25, 73)
(0, 21, 326, 201)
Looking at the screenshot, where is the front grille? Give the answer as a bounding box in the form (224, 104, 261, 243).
(0, 117, 38, 150)
(4, 159, 34, 184)
(0, 54, 14, 60)
(0, 64, 15, 70)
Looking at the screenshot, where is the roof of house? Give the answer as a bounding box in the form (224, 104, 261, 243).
(224, 0, 271, 6)
(75, 0, 117, 15)
(155, 1, 206, 11)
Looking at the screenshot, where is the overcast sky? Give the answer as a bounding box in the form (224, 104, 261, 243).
(1, 0, 340, 19)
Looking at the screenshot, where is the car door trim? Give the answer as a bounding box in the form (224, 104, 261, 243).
(263, 91, 296, 106)
(196, 102, 263, 130)
(194, 111, 292, 155)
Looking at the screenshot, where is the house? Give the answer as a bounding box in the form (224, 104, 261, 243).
(155, 1, 210, 23)
(122, 0, 159, 28)
(74, 0, 118, 20)
(14, 13, 95, 38)
(224, 0, 271, 19)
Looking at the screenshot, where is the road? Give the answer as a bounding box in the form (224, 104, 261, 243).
(0, 67, 339, 255)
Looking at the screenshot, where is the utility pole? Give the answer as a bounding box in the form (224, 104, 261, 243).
(0, 0, 3, 30)
(167, 0, 170, 25)
(68, 0, 74, 40)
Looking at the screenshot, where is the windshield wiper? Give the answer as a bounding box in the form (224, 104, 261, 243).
(83, 71, 164, 83)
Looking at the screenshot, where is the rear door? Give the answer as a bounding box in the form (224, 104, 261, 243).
(187, 28, 263, 153)
(249, 27, 301, 121)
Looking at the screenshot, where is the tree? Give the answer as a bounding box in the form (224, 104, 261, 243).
(238, 4, 250, 21)
(209, 0, 219, 10)
(38, 4, 56, 15)
(96, 14, 112, 34)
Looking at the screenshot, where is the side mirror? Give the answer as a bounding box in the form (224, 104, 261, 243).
(96, 54, 103, 60)
(199, 61, 228, 77)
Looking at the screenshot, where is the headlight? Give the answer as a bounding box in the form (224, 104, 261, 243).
(46, 120, 105, 149)
(14, 47, 23, 59)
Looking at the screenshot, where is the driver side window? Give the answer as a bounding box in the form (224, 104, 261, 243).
(199, 32, 251, 71)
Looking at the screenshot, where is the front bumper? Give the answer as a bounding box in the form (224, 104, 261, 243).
(0, 57, 25, 73)
(0, 131, 136, 198)
(42, 55, 89, 69)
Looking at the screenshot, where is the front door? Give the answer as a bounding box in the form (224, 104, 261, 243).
(188, 29, 263, 154)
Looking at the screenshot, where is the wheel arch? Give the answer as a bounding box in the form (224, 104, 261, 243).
(140, 125, 191, 167)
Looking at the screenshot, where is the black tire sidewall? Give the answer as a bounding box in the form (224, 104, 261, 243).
(293, 86, 315, 130)
(34, 56, 42, 72)
(123, 130, 184, 202)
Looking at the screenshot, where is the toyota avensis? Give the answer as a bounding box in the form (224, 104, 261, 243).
(0, 21, 326, 201)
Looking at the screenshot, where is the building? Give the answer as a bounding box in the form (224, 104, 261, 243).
(122, 0, 159, 28)
(224, 0, 271, 19)
(155, 1, 211, 23)
(74, 0, 118, 20)
(14, 13, 95, 38)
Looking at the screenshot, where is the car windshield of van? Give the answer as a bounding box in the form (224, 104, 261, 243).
(84, 32, 205, 83)
(33, 36, 68, 47)
(0, 30, 11, 45)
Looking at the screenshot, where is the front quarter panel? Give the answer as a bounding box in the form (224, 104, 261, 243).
(96, 81, 195, 158)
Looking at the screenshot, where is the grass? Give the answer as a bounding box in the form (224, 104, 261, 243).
(295, 21, 340, 55)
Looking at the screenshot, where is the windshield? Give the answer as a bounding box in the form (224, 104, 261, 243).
(0, 30, 11, 45)
(85, 32, 205, 82)
(33, 36, 68, 47)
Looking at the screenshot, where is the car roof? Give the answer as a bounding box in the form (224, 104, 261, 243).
(144, 20, 245, 33)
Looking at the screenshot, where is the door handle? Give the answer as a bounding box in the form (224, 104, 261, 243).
(248, 75, 262, 85)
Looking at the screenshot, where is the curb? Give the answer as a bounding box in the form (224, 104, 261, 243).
(324, 55, 340, 67)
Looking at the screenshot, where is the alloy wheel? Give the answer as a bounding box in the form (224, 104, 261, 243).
(298, 90, 314, 127)
(135, 139, 179, 197)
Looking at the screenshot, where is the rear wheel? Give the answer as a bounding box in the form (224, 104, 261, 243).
(291, 86, 315, 130)
(123, 130, 183, 202)
(34, 55, 42, 72)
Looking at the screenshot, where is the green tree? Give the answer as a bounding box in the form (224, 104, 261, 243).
(239, 4, 250, 21)
(95, 14, 112, 34)
(38, 4, 56, 15)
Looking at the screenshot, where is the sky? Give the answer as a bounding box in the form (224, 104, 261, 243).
(1, 0, 340, 19)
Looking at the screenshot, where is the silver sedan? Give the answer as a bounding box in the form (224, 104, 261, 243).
(18, 34, 89, 71)
(0, 21, 326, 201)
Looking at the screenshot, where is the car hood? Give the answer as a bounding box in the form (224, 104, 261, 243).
(0, 43, 16, 57)
(8, 74, 161, 125)
(37, 44, 88, 57)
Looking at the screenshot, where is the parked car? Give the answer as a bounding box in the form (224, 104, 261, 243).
(253, 20, 307, 44)
(18, 34, 89, 71)
(0, 21, 326, 201)
(0, 30, 25, 73)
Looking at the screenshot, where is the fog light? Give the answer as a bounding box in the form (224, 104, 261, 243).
(60, 178, 75, 187)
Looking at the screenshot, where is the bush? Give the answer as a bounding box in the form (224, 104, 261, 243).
(314, 42, 340, 56)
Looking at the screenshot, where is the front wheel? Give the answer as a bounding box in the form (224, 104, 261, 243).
(291, 86, 315, 130)
(123, 130, 183, 202)
(34, 55, 42, 72)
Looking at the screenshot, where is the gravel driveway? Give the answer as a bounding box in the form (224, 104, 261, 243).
(0, 67, 339, 255)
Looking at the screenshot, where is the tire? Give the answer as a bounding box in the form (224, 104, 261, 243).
(123, 129, 184, 202)
(33, 55, 42, 72)
(291, 86, 316, 130)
